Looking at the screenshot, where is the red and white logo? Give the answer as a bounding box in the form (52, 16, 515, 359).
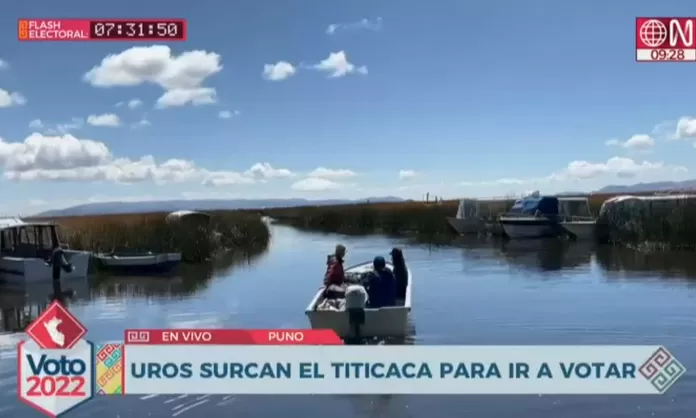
(636, 17, 696, 62)
(18, 301, 94, 417)
(25, 300, 87, 350)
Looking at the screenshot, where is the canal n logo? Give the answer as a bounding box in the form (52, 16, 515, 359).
(639, 346, 686, 393)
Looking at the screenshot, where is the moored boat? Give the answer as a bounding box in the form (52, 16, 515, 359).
(558, 197, 597, 240)
(446, 199, 485, 234)
(0, 218, 90, 283)
(498, 192, 563, 239)
(305, 260, 412, 338)
(93, 252, 181, 275)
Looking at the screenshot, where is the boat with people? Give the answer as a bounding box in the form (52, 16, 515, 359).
(93, 251, 182, 275)
(558, 196, 597, 240)
(0, 217, 90, 283)
(498, 192, 564, 239)
(306, 247, 412, 339)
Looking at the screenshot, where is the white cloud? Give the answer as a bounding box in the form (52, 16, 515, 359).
(0, 59, 8, 69)
(458, 157, 687, 190)
(29, 119, 43, 129)
(0, 133, 112, 173)
(0, 89, 26, 107)
(675, 117, 696, 140)
(83, 45, 222, 108)
(308, 167, 357, 179)
(56, 118, 84, 133)
(201, 171, 255, 186)
(244, 162, 294, 179)
(132, 118, 151, 128)
(128, 99, 143, 109)
(115, 101, 124, 107)
(554, 157, 684, 180)
(291, 178, 343, 191)
(156, 87, 217, 108)
(606, 134, 654, 150)
(399, 170, 417, 180)
(0, 133, 294, 187)
(219, 110, 239, 119)
(326, 18, 382, 35)
(312, 51, 367, 78)
(87, 114, 121, 127)
(263, 61, 296, 81)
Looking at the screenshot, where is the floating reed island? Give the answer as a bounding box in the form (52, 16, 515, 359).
(265, 200, 467, 237)
(265, 192, 696, 249)
(29, 211, 271, 263)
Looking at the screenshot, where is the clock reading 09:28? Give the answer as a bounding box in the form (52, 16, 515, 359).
(90, 20, 186, 40)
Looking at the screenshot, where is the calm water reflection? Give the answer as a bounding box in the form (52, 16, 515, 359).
(1, 225, 695, 418)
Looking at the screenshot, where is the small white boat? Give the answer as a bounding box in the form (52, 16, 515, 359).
(305, 261, 412, 338)
(558, 197, 597, 240)
(0, 218, 90, 284)
(560, 220, 596, 240)
(93, 252, 181, 275)
(446, 199, 485, 234)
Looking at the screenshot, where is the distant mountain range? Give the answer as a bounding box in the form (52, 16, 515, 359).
(34, 197, 406, 217)
(31, 180, 696, 217)
(595, 180, 696, 194)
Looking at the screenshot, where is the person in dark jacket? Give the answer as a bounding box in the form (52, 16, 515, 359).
(365, 256, 397, 308)
(390, 248, 408, 299)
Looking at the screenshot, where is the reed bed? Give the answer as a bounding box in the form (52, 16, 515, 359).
(29, 211, 271, 262)
(265, 192, 696, 248)
(596, 196, 696, 250)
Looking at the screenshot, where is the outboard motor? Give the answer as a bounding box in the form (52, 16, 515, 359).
(345, 283, 367, 344)
(48, 248, 74, 300)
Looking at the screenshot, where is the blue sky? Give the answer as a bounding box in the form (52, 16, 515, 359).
(1, 0, 695, 214)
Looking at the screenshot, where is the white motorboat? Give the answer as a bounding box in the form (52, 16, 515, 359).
(305, 261, 412, 338)
(0, 218, 90, 283)
(558, 197, 597, 240)
(93, 252, 181, 275)
(446, 199, 485, 234)
(498, 192, 563, 239)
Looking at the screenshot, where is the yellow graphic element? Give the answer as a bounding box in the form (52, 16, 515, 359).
(18, 20, 28, 40)
(95, 344, 123, 395)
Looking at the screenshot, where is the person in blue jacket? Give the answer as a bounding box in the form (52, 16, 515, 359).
(365, 256, 397, 308)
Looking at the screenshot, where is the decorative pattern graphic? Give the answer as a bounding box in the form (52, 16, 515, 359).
(639, 346, 686, 393)
(95, 343, 123, 395)
(126, 330, 150, 343)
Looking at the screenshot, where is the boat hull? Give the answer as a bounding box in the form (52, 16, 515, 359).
(561, 221, 596, 240)
(446, 217, 485, 234)
(0, 251, 90, 284)
(305, 261, 412, 338)
(94, 253, 181, 275)
(499, 218, 559, 239)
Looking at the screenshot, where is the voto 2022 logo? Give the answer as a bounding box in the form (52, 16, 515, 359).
(17, 300, 95, 417)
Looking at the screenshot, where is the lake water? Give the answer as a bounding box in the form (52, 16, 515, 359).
(1, 224, 695, 418)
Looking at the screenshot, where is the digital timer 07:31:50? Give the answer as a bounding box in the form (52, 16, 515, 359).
(89, 19, 186, 40)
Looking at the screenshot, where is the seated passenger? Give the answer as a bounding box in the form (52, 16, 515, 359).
(390, 248, 408, 299)
(323, 244, 347, 299)
(365, 256, 397, 308)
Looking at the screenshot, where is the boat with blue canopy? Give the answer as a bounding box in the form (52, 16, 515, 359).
(498, 192, 563, 239)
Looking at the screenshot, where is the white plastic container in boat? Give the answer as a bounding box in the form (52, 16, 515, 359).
(305, 261, 411, 338)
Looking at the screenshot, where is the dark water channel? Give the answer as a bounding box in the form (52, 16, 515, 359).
(1, 224, 694, 417)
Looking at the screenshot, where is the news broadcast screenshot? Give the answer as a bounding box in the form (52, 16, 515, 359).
(1, 2, 694, 418)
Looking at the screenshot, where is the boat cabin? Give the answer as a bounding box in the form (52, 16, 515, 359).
(507, 195, 560, 217)
(557, 197, 594, 220)
(0, 218, 60, 260)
